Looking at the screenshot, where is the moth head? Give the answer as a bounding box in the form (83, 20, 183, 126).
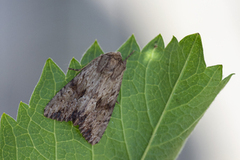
(97, 52, 125, 78)
(107, 52, 123, 67)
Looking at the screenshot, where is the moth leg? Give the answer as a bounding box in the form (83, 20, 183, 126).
(123, 50, 135, 62)
(116, 100, 119, 104)
(68, 68, 83, 72)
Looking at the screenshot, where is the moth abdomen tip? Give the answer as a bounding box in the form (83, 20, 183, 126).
(49, 114, 54, 119)
(71, 110, 78, 121)
(82, 130, 92, 139)
(44, 113, 48, 117)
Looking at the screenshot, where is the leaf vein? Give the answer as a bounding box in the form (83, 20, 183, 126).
(141, 35, 199, 160)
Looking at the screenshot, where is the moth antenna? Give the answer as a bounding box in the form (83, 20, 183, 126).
(68, 68, 80, 71)
(124, 50, 135, 62)
(68, 68, 83, 73)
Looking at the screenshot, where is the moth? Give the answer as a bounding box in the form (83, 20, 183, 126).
(44, 51, 133, 145)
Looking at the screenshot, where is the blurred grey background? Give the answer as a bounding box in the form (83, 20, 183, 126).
(1, 1, 239, 160)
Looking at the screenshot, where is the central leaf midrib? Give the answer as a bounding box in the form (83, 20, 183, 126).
(49, 61, 58, 160)
(120, 43, 135, 159)
(141, 36, 198, 160)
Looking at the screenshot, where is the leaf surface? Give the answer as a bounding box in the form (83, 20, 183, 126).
(0, 34, 232, 160)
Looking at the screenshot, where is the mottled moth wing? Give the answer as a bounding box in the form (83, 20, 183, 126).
(44, 52, 131, 145)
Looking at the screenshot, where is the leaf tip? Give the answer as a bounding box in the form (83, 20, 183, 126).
(68, 57, 81, 71)
(92, 40, 102, 51)
(42, 58, 57, 71)
(123, 34, 137, 44)
(89, 39, 102, 51)
(1, 112, 6, 118)
(1, 112, 11, 121)
(19, 101, 28, 108)
(130, 34, 135, 39)
(156, 34, 162, 38)
(19, 101, 23, 105)
(46, 57, 53, 61)
(194, 33, 201, 39)
(185, 33, 202, 41)
(46, 58, 54, 64)
(168, 36, 178, 45)
(94, 39, 98, 45)
(172, 35, 178, 40)
(225, 73, 235, 80)
(71, 57, 78, 62)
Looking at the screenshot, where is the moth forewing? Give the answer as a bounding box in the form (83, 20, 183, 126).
(44, 51, 133, 145)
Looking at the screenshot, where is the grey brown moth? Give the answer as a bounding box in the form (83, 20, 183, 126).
(44, 51, 133, 145)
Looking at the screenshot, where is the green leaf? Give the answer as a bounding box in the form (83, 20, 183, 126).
(0, 34, 233, 160)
